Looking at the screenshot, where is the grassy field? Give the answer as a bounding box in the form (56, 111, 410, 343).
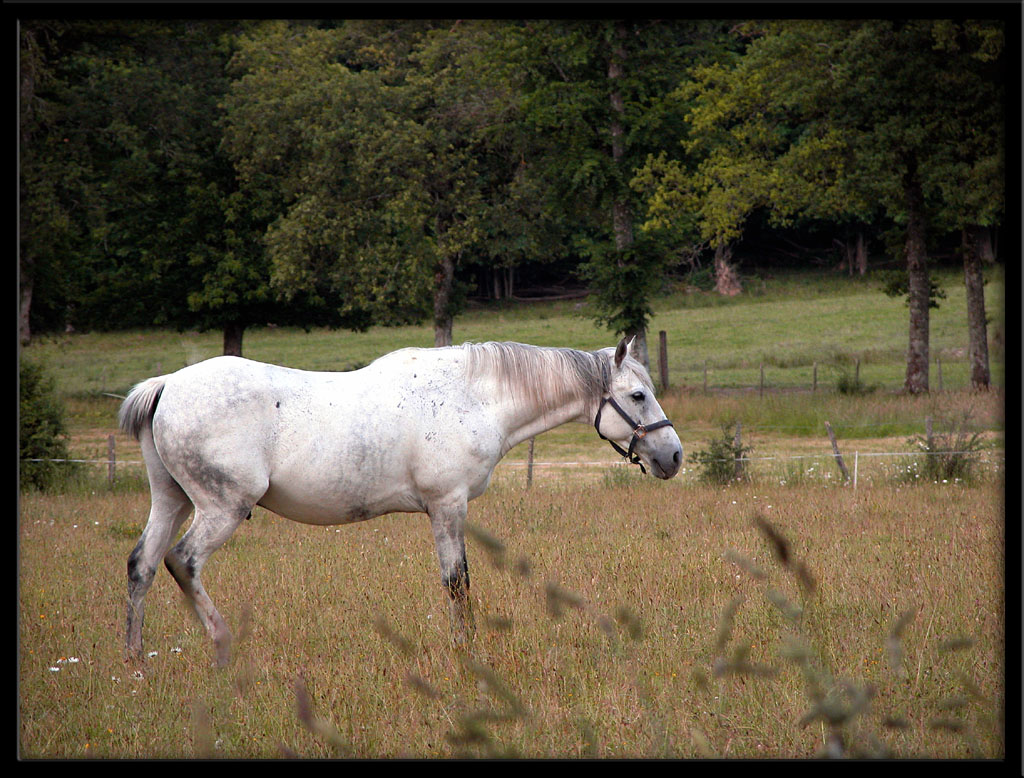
(19, 481, 1004, 758)
(19, 266, 1006, 759)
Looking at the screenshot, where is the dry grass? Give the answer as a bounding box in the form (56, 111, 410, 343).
(18, 267, 1006, 758)
(19, 477, 1004, 759)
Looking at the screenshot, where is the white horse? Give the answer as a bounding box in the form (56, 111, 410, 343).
(119, 338, 682, 665)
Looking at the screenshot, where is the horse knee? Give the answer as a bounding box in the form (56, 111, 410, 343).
(127, 543, 157, 594)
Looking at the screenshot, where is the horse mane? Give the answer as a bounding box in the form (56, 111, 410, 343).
(463, 341, 618, 411)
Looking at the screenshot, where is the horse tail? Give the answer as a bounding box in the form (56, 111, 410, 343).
(118, 377, 166, 441)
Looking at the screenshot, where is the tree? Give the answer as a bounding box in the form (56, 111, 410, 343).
(19, 20, 321, 354)
(637, 19, 1007, 394)
(223, 20, 529, 347)
(925, 20, 1005, 390)
(508, 20, 730, 369)
(19, 20, 94, 342)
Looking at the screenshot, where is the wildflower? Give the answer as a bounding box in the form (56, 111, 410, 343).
(48, 666, 60, 673)
(147, 651, 158, 658)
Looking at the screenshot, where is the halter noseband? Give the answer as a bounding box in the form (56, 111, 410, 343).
(594, 395, 674, 474)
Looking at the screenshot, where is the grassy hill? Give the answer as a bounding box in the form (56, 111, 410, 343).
(25, 266, 1005, 394)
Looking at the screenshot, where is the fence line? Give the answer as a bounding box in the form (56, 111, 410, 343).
(23, 440, 1002, 494)
(22, 448, 1000, 469)
(23, 449, 999, 467)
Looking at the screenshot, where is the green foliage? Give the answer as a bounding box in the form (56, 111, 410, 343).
(19, 18, 1007, 353)
(223, 20, 541, 339)
(19, 360, 76, 491)
(635, 19, 1006, 268)
(689, 422, 752, 485)
(877, 270, 947, 309)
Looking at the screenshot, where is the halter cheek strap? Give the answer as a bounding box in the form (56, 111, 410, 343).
(594, 395, 674, 474)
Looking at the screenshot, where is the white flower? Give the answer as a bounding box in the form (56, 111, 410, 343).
(48, 666, 61, 673)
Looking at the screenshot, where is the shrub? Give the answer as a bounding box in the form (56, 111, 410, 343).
(689, 422, 752, 485)
(19, 360, 77, 491)
(910, 411, 986, 484)
(834, 362, 876, 396)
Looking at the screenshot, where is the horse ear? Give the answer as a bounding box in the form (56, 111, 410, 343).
(627, 335, 641, 361)
(614, 337, 630, 368)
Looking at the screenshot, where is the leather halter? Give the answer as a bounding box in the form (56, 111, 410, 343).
(594, 395, 674, 474)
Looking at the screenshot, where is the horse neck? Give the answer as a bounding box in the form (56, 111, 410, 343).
(497, 387, 595, 457)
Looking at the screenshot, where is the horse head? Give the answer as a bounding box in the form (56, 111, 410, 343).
(595, 337, 683, 479)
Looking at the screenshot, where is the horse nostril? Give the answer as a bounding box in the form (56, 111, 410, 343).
(673, 449, 681, 464)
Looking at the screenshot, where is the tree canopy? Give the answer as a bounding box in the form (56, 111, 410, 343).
(19, 16, 1011, 389)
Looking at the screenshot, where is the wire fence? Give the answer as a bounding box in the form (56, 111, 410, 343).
(497, 447, 1005, 488)
(24, 447, 1003, 491)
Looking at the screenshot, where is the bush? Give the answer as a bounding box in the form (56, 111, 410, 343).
(910, 412, 986, 484)
(835, 367, 876, 396)
(690, 422, 752, 485)
(20, 360, 77, 491)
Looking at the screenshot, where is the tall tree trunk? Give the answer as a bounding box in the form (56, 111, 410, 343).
(978, 226, 995, 262)
(902, 159, 929, 394)
(223, 321, 244, 357)
(433, 252, 455, 347)
(963, 225, 991, 391)
(20, 274, 32, 346)
(855, 231, 867, 276)
(608, 22, 631, 253)
(714, 241, 742, 296)
(608, 20, 649, 371)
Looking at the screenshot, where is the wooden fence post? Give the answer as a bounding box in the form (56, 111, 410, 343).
(733, 422, 744, 480)
(812, 362, 817, 393)
(526, 437, 535, 489)
(107, 434, 116, 487)
(658, 330, 669, 392)
(759, 364, 765, 399)
(824, 421, 850, 482)
(703, 360, 708, 394)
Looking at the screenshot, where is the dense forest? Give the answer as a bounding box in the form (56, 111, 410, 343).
(19, 17, 1009, 392)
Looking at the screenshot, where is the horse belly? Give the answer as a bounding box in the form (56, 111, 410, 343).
(257, 469, 423, 526)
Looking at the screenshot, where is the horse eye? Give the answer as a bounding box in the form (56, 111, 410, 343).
(631, 391, 645, 402)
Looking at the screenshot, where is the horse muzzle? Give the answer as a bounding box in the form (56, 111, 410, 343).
(645, 443, 683, 479)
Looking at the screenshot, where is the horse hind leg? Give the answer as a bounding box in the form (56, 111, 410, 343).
(126, 439, 193, 664)
(163, 505, 249, 667)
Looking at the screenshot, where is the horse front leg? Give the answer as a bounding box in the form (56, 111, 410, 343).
(428, 500, 475, 644)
